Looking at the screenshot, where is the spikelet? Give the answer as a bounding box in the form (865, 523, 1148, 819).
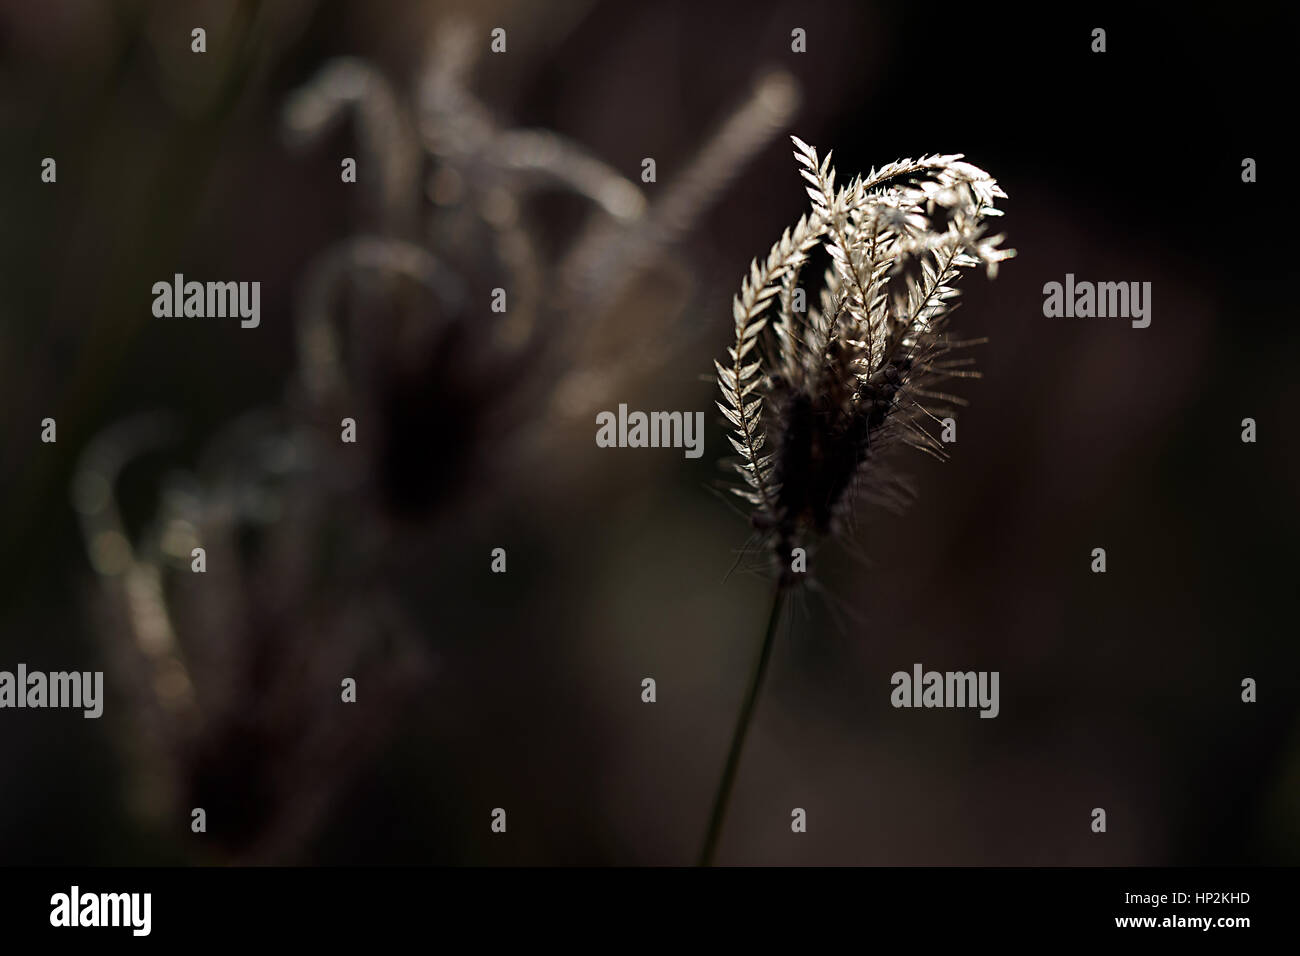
(716, 136, 1014, 574)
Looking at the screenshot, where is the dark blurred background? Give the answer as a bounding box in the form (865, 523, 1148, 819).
(1, 1, 1296, 865)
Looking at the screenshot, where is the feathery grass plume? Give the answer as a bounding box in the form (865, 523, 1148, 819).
(702, 137, 1014, 865)
(717, 136, 1014, 576)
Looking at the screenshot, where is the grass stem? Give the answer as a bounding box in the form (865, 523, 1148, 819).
(698, 581, 786, 866)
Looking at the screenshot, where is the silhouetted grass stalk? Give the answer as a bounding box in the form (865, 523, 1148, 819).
(698, 581, 786, 866)
(705, 138, 1013, 863)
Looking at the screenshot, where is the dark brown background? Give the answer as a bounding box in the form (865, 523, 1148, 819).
(0, 1, 1295, 864)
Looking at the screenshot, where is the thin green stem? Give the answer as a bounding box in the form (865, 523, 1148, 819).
(698, 582, 787, 866)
